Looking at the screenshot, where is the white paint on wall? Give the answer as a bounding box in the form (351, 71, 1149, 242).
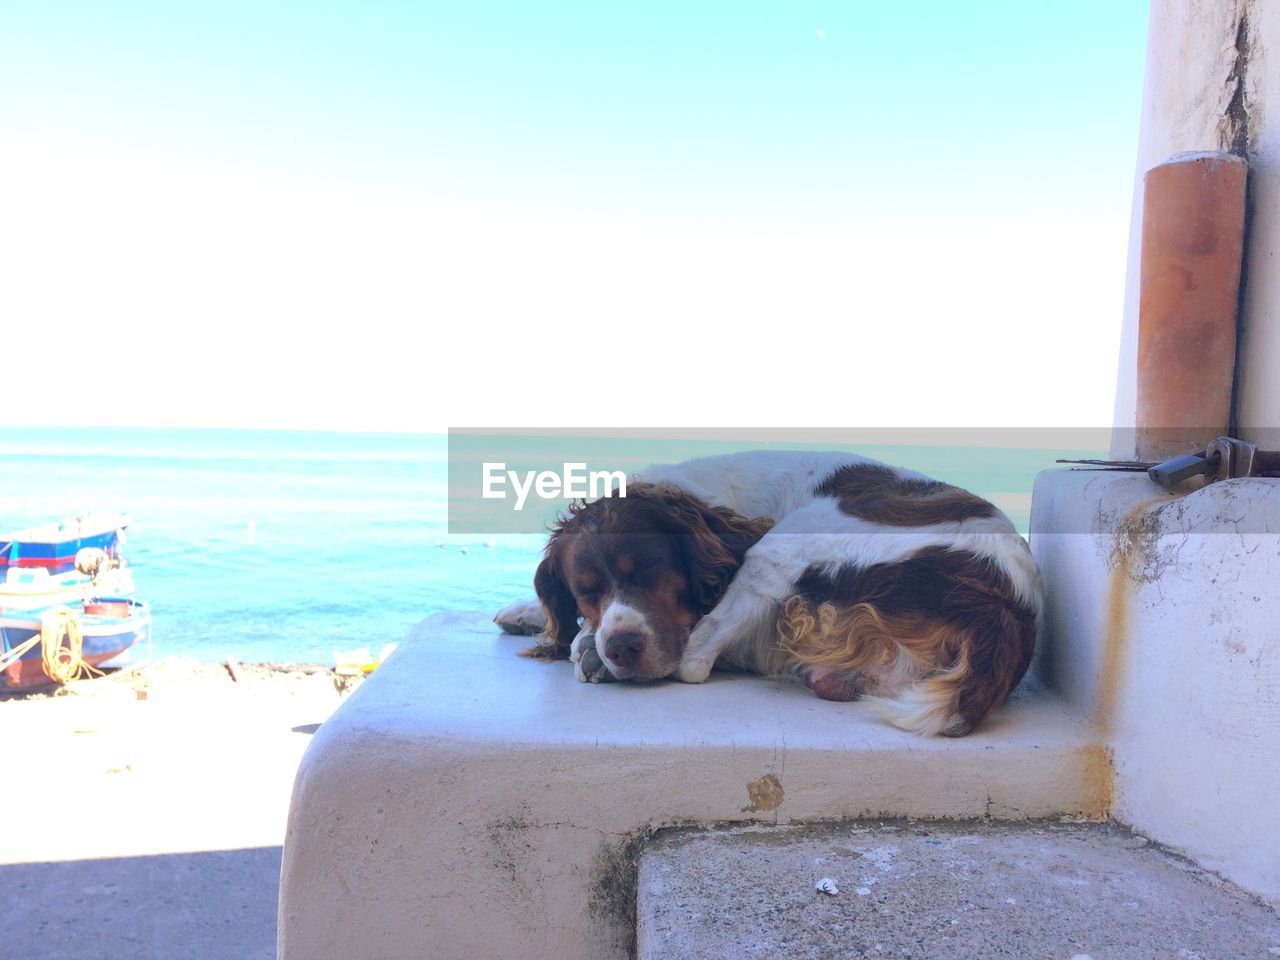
(1032, 469, 1280, 903)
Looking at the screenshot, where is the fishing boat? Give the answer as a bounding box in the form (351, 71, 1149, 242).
(0, 515, 135, 611)
(1, 599, 151, 690)
(0, 598, 151, 690)
(0, 515, 149, 690)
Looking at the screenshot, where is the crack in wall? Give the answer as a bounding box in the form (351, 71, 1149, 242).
(1222, 1, 1255, 435)
(1220, 6, 1252, 157)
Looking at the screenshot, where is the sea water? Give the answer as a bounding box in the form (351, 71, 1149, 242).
(0, 428, 1091, 664)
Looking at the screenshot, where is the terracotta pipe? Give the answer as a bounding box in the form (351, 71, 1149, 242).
(1136, 151, 1247, 461)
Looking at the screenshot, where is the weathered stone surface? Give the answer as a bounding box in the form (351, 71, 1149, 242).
(1032, 469, 1280, 903)
(279, 612, 1103, 960)
(638, 820, 1280, 960)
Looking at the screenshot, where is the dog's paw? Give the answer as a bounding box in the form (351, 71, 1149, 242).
(571, 628, 616, 683)
(676, 656, 714, 684)
(493, 598, 547, 636)
(577, 643, 617, 683)
(569, 625, 593, 663)
(804, 667, 860, 702)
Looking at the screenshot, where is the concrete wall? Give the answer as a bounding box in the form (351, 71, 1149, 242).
(1031, 469, 1280, 903)
(1111, 0, 1279, 457)
(1099, 0, 1280, 903)
(1236, 0, 1280, 445)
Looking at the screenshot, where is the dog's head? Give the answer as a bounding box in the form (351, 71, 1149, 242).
(534, 483, 773, 680)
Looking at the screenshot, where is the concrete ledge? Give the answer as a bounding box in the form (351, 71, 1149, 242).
(637, 821, 1280, 959)
(279, 612, 1105, 960)
(1032, 469, 1280, 903)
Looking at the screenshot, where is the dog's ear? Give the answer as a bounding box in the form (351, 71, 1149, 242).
(525, 536, 581, 660)
(638, 484, 773, 614)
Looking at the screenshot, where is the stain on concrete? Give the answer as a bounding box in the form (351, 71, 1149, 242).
(741, 773, 785, 813)
(486, 805, 536, 891)
(588, 825, 663, 958)
(1089, 496, 1176, 814)
(1107, 503, 1171, 584)
(1080, 743, 1115, 819)
(1092, 498, 1163, 748)
(1094, 554, 1133, 742)
(588, 814, 819, 956)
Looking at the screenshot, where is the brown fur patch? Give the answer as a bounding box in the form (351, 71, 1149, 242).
(814, 463, 997, 526)
(531, 484, 774, 660)
(517, 640, 565, 661)
(778, 547, 1036, 734)
(780, 599, 957, 678)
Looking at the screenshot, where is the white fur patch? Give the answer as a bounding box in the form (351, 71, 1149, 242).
(492, 597, 547, 635)
(595, 600, 652, 672)
(861, 688, 966, 737)
(569, 624, 595, 663)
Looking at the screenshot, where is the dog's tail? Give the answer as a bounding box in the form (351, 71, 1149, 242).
(858, 649, 977, 738)
(778, 597, 1034, 737)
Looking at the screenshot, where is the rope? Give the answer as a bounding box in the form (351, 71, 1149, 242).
(0, 607, 103, 684)
(40, 607, 103, 684)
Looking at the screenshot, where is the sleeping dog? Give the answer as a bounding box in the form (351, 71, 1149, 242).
(494, 451, 1042, 736)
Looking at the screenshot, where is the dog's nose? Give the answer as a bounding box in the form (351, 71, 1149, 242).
(604, 632, 645, 669)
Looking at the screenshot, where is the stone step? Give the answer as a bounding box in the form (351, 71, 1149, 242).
(637, 821, 1280, 960)
(280, 612, 1110, 960)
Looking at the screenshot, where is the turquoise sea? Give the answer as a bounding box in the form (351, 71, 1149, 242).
(0, 428, 542, 664)
(0, 428, 1094, 664)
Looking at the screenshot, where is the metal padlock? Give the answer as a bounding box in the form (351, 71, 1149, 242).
(1149, 436, 1280, 490)
(1148, 453, 1212, 491)
(1061, 437, 1280, 488)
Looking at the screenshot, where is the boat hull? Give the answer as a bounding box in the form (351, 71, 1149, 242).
(0, 515, 128, 577)
(0, 600, 150, 690)
(0, 566, 136, 611)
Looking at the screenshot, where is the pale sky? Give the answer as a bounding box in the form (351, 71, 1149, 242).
(0, 2, 1149, 433)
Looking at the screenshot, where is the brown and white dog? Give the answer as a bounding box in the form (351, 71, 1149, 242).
(494, 451, 1042, 736)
